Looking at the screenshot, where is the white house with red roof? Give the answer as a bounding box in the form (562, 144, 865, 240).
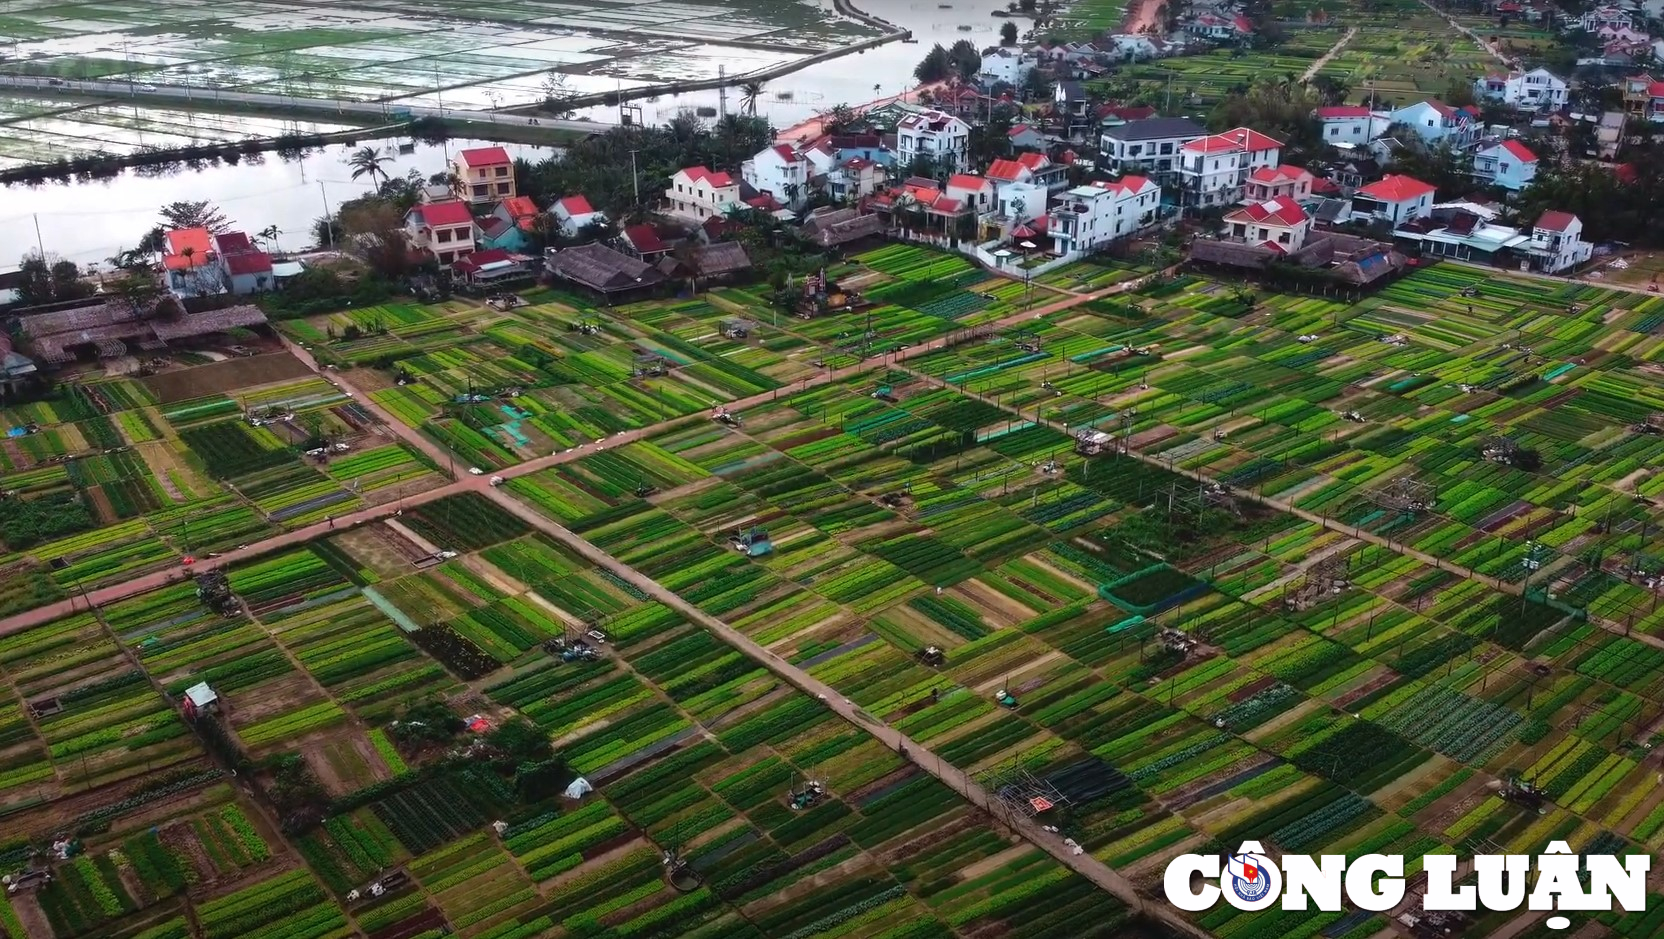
(1177, 127, 1282, 208)
(1474, 68, 1567, 111)
(979, 47, 1037, 85)
(1351, 174, 1436, 225)
(896, 110, 970, 173)
(1387, 100, 1480, 148)
(1315, 105, 1388, 145)
(742, 144, 812, 211)
(551, 195, 607, 238)
(405, 200, 477, 266)
(452, 146, 515, 204)
(945, 174, 996, 216)
(1185, 12, 1254, 39)
(1472, 139, 1538, 191)
(1223, 196, 1311, 252)
(1244, 165, 1313, 203)
(1524, 211, 1591, 274)
(212, 231, 273, 295)
(1047, 176, 1160, 256)
(161, 227, 224, 298)
(665, 166, 741, 223)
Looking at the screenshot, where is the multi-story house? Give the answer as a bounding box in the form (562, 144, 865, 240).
(1473, 68, 1567, 111)
(1471, 139, 1538, 191)
(404, 200, 477, 266)
(979, 48, 1036, 86)
(1221, 196, 1311, 252)
(896, 110, 971, 173)
(161, 227, 224, 298)
(1047, 176, 1160, 256)
(1387, 100, 1481, 149)
(1243, 164, 1313, 203)
(452, 146, 515, 204)
(665, 166, 741, 222)
(1315, 105, 1388, 145)
(1524, 211, 1592, 273)
(1622, 73, 1664, 121)
(1099, 117, 1206, 185)
(1351, 174, 1436, 226)
(1176, 127, 1282, 208)
(741, 144, 812, 210)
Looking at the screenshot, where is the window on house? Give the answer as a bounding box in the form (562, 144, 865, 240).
(472, 185, 487, 197)
(1160, 142, 1173, 154)
(495, 167, 508, 177)
(437, 229, 452, 243)
(1279, 231, 1291, 243)
(1128, 144, 1142, 156)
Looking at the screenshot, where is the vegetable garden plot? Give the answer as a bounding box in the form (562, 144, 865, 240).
(400, 491, 528, 552)
(178, 420, 296, 478)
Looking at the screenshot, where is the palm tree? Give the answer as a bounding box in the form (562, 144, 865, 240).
(740, 80, 765, 116)
(257, 224, 281, 255)
(348, 146, 393, 187)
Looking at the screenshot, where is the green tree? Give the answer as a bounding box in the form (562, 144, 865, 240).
(1001, 21, 1019, 45)
(1208, 79, 1325, 152)
(740, 79, 765, 116)
(157, 200, 231, 234)
(914, 44, 952, 84)
(487, 718, 553, 770)
(948, 39, 982, 83)
(347, 146, 394, 187)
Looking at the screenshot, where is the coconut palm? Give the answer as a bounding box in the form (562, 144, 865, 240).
(740, 80, 765, 116)
(347, 146, 394, 187)
(256, 224, 281, 255)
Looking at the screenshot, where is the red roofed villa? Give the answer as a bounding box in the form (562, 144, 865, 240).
(1354, 174, 1437, 225)
(1224, 196, 1312, 252)
(1245, 164, 1314, 203)
(667, 165, 741, 222)
(452, 146, 515, 204)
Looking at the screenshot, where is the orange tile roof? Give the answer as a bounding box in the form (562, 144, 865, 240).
(1358, 174, 1435, 202)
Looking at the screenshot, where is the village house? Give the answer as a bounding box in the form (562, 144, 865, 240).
(1007, 123, 1047, 151)
(1047, 176, 1160, 256)
(544, 243, 665, 303)
(1185, 12, 1254, 40)
(1387, 100, 1481, 148)
(211, 232, 273, 295)
(1177, 127, 1282, 209)
(1106, 34, 1174, 61)
(742, 144, 812, 211)
(896, 110, 971, 173)
(945, 173, 997, 217)
(980, 155, 1052, 236)
(1524, 210, 1593, 273)
(616, 224, 673, 263)
(1622, 73, 1664, 121)
(1577, 6, 1634, 32)
(452, 146, 515, 204)
(551, 195, 607, 238)
(1393, 206, 1530, 265)
(1099, 117, 1206, 184)
(1222, 196, 1312, 253)
(475, 196, 539, 252)
(979, 47, 1036, 86)
(1351, 174, 1437, 225)
(1315, 105, 1388, 145)
(161, 227, 223, 298)
(405, 200, 477, 266)
(1472, 139, 1539, 191)
(1473, 68, 1568, 111)
(451, 247, 534, 286)
(665, 166, 741, 223)
(1243, 165, 1314, 203)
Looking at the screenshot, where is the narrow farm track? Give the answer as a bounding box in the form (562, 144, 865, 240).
(476, 473, 1217, 939)
(1301, 27, 1358, 82)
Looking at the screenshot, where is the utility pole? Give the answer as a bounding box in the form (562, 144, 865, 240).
(32, 214, 45, 260)
(627, 149, 641, 206)
(318, 183, 334, 249)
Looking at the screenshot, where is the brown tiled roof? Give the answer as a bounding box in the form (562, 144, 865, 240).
(545, 243, 665, 293)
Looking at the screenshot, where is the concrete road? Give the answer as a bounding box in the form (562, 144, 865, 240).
(0, 74, 611, 136)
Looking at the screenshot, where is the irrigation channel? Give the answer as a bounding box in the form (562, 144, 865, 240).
(10, 255, 1664, 930)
